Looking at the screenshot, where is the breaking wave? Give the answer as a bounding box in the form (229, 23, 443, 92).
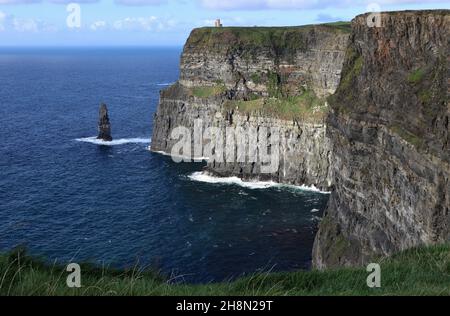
(156, 82, 175, 86)
(187, 171, 331, 193)
(75, 137, 151, 146)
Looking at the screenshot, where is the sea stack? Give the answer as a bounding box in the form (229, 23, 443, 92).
(97, 103, 112, 142)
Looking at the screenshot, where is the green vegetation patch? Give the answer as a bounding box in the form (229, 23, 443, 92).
(189, 27, 308, 50)
(340, 55, 363, 91)
(330, 47, 365, 114)
(317, 215, 353, 264)
(224, 89, 327, 122)
(250, 72, 262, 85)
(189, 83, 227, 98)
(187, 23, 350, 59)
(407, 68, 426, 84)
(320, 21, 352, 33)
(390, 125, 424, 149)
(267, 71, 282, 98)
(0, 244, 448, 296)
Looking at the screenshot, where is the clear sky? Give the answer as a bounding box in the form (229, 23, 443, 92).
(0, 0, 449, 47)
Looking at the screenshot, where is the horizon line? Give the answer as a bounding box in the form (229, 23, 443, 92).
(0, 45, 184, 49)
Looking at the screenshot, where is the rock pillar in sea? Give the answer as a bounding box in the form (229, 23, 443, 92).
(97, 103, 112, 141)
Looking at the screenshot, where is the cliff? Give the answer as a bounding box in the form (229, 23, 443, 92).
(313, 11, 450, 268)
(180, 24, 350, 98)
(151, 11, 449, 269)
(151, 23, 350, 190)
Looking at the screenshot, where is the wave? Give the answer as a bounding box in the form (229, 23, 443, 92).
(187, 171, 331, 193)
(76, 137, 151, 146)
(156, 82, 175, 86)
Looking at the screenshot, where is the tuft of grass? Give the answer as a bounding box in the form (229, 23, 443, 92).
(407, 68, 426, 84)
(0, 244, 448, 296)
(250, 72, 262, 85)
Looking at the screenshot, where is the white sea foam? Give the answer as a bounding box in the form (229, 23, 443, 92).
(156, 82, 175, 86)
(76, 137, 151, 146)
(187, 171, 331, 194)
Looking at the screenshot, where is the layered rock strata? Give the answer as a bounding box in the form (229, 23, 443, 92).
(313, 10, 450, 268)
(151, 25, 350, 190)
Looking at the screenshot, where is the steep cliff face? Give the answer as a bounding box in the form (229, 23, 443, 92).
(151, 24, 349, 190)
(180, 25, 349, 98)
(313, 11, 450, 268)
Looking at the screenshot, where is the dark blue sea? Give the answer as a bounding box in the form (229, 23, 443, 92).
(0, 48, 328, 283)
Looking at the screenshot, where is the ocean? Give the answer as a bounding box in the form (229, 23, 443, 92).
(0, 48, 329, 283)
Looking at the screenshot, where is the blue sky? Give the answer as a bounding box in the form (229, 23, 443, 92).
(0, 0, 448, 46)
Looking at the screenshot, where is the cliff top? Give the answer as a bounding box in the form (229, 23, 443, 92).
(354, 9, 449, 20)
(352, 9, 449, 28)
(185, 22, 351, 52)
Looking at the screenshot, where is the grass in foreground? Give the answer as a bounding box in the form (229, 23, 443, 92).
(0, 244, 448, 296)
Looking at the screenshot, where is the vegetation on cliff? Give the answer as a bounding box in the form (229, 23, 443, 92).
(189, 83, 227, 98)
(173, 79, 328, 122)
(328, 46, 363, 115)
(1, 245, 448, 296)
(176, 22, 349, 125)
(329, 21, 448, 152)
(186, 23, 350, 58)
(314, 10, 450, 269)
(223, 89, 328, 122)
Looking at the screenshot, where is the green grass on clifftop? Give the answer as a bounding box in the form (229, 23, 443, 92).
(186, 22, 351, 55)
(0, 244, 448, 296)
